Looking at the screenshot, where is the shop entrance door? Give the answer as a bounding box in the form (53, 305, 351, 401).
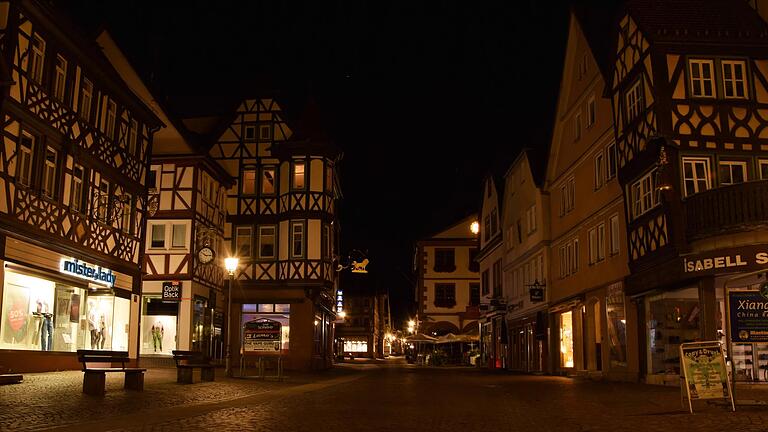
(192, 296, 211, 355)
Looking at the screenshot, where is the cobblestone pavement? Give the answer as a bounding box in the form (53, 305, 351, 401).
(3, 360, 768, 431)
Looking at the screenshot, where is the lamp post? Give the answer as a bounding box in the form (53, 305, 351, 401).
(224, 257, 239, 377)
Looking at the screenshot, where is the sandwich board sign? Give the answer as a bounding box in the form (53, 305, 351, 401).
(679, 341, 735, 413)
(243, 319, 282, 354)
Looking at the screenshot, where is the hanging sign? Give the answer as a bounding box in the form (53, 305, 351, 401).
(59, 258, 115, 287)
(162, 281, 181, 302)
(679, 341, 734, 413)
(243, 319, 282, 353)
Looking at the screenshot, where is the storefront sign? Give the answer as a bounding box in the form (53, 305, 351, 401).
(162, 281, 181, 302)
(682, 245, 768, 276)
(529, 287, 544, 302)
(729, 291, 768, 343)
(243, 319, 282, 353)
(679, 341, 734, 413)
(59, 258, 115, 287)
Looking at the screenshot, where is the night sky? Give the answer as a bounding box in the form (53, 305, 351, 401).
(59, 0, 571, 326)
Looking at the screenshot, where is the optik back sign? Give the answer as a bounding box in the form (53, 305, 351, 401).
(729, 290, 768, 343)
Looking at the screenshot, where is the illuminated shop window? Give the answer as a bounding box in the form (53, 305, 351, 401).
(560, 310, 574, 368)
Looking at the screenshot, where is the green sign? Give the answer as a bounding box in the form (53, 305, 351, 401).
(679, 341, 734, 413)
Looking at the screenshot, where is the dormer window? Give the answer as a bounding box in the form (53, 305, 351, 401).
(689, 59, 715, 97)
(244, 125, 256, 141)
(104, 99, 117, 139)
(53, 55, 67, 101)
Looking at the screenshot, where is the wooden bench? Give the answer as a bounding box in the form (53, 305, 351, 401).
(77, 350, 146, 395)
(172, 350, 215, 384)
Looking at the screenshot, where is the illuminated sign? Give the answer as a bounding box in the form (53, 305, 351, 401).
(683, 247, 768, 275)
(162, 281, 181, 301)
(336, 289, 343, 314)
(59, 258, 115, 287)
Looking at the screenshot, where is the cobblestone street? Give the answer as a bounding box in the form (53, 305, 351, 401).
(3, 359, 768, 431)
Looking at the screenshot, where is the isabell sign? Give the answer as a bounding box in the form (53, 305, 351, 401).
(683, 248, 768, 275)
(59, 258, 116, 287)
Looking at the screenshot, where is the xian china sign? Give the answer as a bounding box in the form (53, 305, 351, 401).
(729, 290, 768, 343)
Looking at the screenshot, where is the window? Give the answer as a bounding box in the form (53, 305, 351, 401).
(625, 79, 644, 122)
(559, 237, 579, 278)
(261, 167, 276, 195)
(41, 146, 58, 199)
(292, 161, 305, 189)
(244, 125, 256, 141)
(147, 167, 159, 191)
(17, 132, 34, 186)
(434, 248, 455, 272)
(290, 222, 304, 258)
(322, 224, 331, 259)
(589, 227, 598, 264)
(128, 119, 138, 155)
(97, 180, 110, 222)
(172, 224, 186, 248)
(574, 111, 582, 141)
(236, 226, 252, 257)
(242, 167, 257, 195)
(587, 96, 596, 127)
(484, 215, 491, 241)
(682, 157, 710, 196)
(606, 142, 617, 179)
(594, 151, 605, 189)
(597, 223, 606, 262)
(469, 283, 480, 306)
(121, 194, 132, 233)
(560, 177, 575, 215)
(434, 283, 456, 308)
(490, 208, 498, 235)
(71, 164, 85, 212)
(719, 160, 747, 186)
(325, 165, 333, 193)
(759, 159, 768, 180)
(631, 170, 658, 219)
(29, 34, 45, 83)
(53, 55, 67, 101)
(526, 205, 537, 234)
(79, 78, 93, 121)
(259, 226, 276, 259)
(722, 60, 747, 99)
(259, 124, 272, 141)
(492, 260, 502, 297)
(610, 214, 620, 255)
(104, 99, 117, 138)
(151, 224, 165, 248)
(689, 59, 715, 97)
(469, 248, 479, 273)
(481, 270, 489, 296)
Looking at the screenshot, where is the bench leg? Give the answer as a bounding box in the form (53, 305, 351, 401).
(125, 371, 144, 391)
(83, 371, 106, 396)
(177, 368, 193, 384)
(201, 367, 215, 382)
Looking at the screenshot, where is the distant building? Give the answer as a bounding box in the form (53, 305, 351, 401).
(335, 281, 386, 358)
(0, 1, 161, 371)
(415, 215, 480, 337)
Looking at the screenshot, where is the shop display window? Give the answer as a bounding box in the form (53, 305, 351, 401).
(606, 286, 627, 368)
(140, 297, 178, 355)
(646, 287, 700, 375)
(560, 311, 574, 368)
(343, 340, 368, 353)
(242, 303, 290, 352)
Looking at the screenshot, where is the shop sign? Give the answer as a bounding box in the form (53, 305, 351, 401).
(728, 291, 768, 343)
(243, 319, 282, 353)
(682, 246, 768, 276)
(679, 341, 734, 413)
(59, 258, 115, 287)
(162, 281, 181, 302)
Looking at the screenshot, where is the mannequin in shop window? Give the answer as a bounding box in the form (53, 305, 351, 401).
(33, 300, 53, 351)
(88, 309, 99, 349)
(151, 321, 164, 353)
(98, 314, 107, 349)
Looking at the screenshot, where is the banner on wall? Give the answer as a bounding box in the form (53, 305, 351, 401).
(679, 341, 734, 413)
(243, 319, 282, 354)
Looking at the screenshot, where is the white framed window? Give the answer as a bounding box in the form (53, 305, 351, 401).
(242, 167, 257, 195)
(574, 111, 582, 141)
(41, 146, 57, 199)
(719, 160, 747, 185)
(121, 194, 132, 233)
(610, 214, 620, 255)
(567, 177, 575, 211)
(259, 124, 272, 141)
(722, 60, 747, 99)
(587, 96, 596, 128)
(71, 164, 85, 212)
(291, 222, 305, 258)
(171, 224, 186, 248)
(258, 226, 276, 259)
(630, 170, 658, 219)
(559, 177, 575, 216)
(625, 79, 644, 122)
(29, 34, 45, 83)
(128, 119, 138, 155)
(261, 167, 276, 195)
(526, 205, 536, 234)
(53, 55, 67, 101)
(104, 99, 117, 138)
(80, 78, 93, 122)
(17, 132, 35, 186)
(689, 59, 715, 97)
(559, 237, 579, 278)
(589, 227, 597, 264)
(759, 159, 768, 180)
(244, 125, 256, 141)
(97, 179, 110, 222)
(594, 151, 605, 189)
(236, 226, 252, 257)
(597, 223, 606, 262)
(292, 161, 306, 190)
(606, 142, 617, 179)
(150, 224, 165, 248)
(682, 157, 710, 196)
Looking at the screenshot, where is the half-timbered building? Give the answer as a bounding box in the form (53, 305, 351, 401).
(198, 98, 341, 370)
(608, 0, 768, 384)
(0, 1, 161, 372)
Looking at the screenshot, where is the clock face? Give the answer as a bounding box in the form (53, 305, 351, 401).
(198, 247, 215, 264)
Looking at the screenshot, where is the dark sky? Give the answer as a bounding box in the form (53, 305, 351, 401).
(59, 0, 570, 326)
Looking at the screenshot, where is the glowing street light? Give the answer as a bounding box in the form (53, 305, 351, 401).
(338, 311, 347, 319)
(470, 221, 480, 235)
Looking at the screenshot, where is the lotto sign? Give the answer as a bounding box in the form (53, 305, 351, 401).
(162, 281, 181, 302)
(243, 319, 282, 353)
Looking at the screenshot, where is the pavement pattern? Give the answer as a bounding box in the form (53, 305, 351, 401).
(2, 359, 768, 431)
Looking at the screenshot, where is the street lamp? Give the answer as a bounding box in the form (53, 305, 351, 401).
(224, 257, 239, 377)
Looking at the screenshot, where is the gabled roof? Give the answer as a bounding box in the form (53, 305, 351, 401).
(572, 2, 623, 82)
(420, 213, 478, 241)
